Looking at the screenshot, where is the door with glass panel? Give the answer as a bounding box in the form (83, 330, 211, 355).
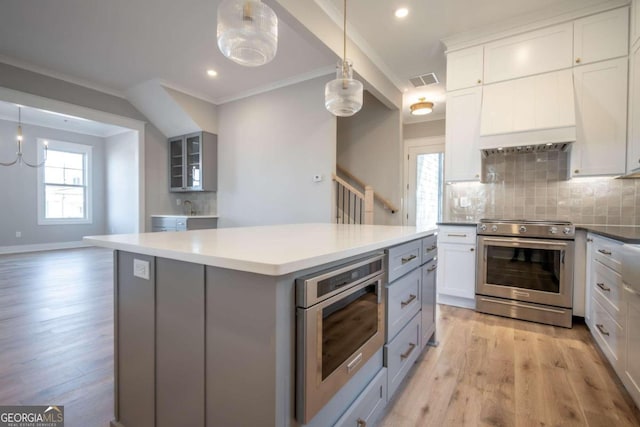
(406, 145, 444, 228)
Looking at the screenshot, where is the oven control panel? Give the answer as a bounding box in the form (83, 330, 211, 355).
(477, 221, 575, 239)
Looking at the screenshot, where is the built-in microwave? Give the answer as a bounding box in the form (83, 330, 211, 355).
(296, 254, 386, 423)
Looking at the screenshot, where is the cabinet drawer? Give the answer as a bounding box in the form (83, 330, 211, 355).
(334, 368, 387, 427)
(592, 260, 624, 323)
(152, 217, 179, 228)
(592, 234, 623, 273)
(421, 234, 438, 264)
(387, 239, 422, 283)
(385, 312, 421, 399)
(386, 268, 421, 341)
(592, 297, 624, 372)
(438, 226, 476, 245)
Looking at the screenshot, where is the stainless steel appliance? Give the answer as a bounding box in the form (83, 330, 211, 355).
(476, 219, 575, 328)
(296, 254, 386, 423)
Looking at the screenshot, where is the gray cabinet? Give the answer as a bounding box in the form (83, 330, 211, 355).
(421, 258, 437, 350)
(151, 215, 217, 232)
(169, 131, 217, 192)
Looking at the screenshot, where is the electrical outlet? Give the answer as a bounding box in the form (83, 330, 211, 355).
(176, 198, 182, 206)
(133, 259, 150, 280)
(15, 231, 21, 238)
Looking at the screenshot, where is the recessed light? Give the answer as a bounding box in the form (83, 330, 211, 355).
(395, 8, 409, 18)
(206, 69, 218, 77)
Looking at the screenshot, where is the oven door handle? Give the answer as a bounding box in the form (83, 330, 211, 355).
(480, 237, 570, 248)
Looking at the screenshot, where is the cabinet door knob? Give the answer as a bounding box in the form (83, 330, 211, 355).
(470, 248, 475, 252)
(574, 169, 580, 174)
(575, 58, 581, 64)
(477, 79, 482, 84)
(587, 238, 593, 242)
(357, 419, 367, 427)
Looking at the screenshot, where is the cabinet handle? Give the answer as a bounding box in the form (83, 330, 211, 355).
(427, 265, 437, 272)
(574, 169, 580, 174)
(477, 79, 482, 84)
(400, 342, 416, 360)
(401, 294, 417, 308)
(596, 282, 611, 292)
(357, 419, 367, 427)
(575, 57, 581, 64)
(596, 324, 610, 336)
(447, 233, 467, 238)
(401, 254, 417, 264)
(470, 248, 475, 252)
(426, 245, 437, 252)
(587, 238, 593, 242)
(598, 249, 612, 256)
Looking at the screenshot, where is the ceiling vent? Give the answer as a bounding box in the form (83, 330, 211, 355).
(409, 72, 438, 87)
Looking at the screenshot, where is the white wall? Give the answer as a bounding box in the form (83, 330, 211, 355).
(337, 91, 403, 225)
(0, 119, 106, 246)
(106, 130, 138, 234)
(403, 119, 445, 139)
(217, 76, 336, 227)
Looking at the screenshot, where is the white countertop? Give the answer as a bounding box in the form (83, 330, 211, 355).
(150, 214, 219, 219)
(85, 223, 436, 276)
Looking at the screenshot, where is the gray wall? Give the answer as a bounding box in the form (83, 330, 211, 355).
(0, 61, 174, 232)
(106, 130, 138, 234)
(403, 119, 445, 139)
(0, 119, 106, 246)
(337, 91, 402, 225)
(216, 76, 336, 227)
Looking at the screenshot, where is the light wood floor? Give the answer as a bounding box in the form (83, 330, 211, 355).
(382, 305, 640, 427)
(2, 249, 640, 427)
(0, 248, 114, 427)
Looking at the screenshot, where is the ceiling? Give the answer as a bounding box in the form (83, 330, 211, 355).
(0, 99, 130, 137)
(0, 0, 618, 124)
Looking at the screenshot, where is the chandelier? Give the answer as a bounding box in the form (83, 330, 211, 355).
(0, 106, 48, 168)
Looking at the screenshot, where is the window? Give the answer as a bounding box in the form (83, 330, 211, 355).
(37, 140, 92, 225)
(415, 152, 444, 229)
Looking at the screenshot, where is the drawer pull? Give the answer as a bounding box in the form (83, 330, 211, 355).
(400, 342, 416, 361)
(401, 254, 417, 264)
(401, 294, 417, 308)
(427, 265, 437, 273)
(347, 352, 363, 373)
(426, 245, 437, 252)
(357, 419, 367, 427)
(598, 249, 612, 256)
(596, 282, 611, 292)
(587, 238, 593, 242)
(447, 233, 467, 238)
(596, 324, 610, 336)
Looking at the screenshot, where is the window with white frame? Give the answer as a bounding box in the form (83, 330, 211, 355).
(37, 140, 92, 225)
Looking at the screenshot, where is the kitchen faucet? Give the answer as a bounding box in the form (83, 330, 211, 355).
(183, 200, 195, 216)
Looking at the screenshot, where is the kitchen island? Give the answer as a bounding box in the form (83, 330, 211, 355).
(85, 223, 436, 427)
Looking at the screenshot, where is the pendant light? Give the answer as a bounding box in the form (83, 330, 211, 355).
(325, 0, 363, 117)
(410, 98, 434, 116)
(217, 0, 278, 67)
(0, 106, 48, 168)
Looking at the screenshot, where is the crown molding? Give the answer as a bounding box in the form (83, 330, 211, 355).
(442, 0, 630, 52)
(0, 54, 127, 99)
(214, 65, 336, 105)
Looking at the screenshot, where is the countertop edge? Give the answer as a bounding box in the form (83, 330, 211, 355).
(576, 225, 640, 244)
(437, 222, 477, 226)
(84, 228, 437, 276)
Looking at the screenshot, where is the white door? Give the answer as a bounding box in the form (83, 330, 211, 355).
(406, 144, 444, 228)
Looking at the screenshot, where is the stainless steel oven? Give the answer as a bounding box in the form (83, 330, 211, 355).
(296, 254, 386, 423)
(476, 219, 575, 328)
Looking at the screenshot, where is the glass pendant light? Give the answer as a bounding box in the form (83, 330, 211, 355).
(217, 0, 278, 67)
(325, 0, 363, 117)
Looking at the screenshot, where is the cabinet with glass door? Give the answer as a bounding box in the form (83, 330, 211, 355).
(169, 131, 217, 192)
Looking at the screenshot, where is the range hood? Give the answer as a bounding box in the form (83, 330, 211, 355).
(479, 69, 576, 154)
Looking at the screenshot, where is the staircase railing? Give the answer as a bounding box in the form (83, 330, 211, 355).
(332, 174, 374, 224)
(336, 165, 399, 214)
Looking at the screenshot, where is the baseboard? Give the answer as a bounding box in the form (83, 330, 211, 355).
(0, 240, 92, 255)
(437, 294, 476, 310)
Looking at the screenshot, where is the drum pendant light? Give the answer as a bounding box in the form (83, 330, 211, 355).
(324, 0, 363, 117)
(217, 0, 278, 67)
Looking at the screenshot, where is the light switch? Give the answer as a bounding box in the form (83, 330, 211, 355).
(133, 259, 150, 280)
(313, 174, 323, 183)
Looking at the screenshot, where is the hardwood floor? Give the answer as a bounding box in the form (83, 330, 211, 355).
(0, 248, 114, 427)
(2, 249, 640, 427)
(382, 305, 640, 427)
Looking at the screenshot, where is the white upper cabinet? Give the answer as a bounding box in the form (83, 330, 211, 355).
(480, 70, 575, 141)
(484, 23, 573, 84)
(574, 7, 629, 66)
(632, 0, 640, 47)
(446, 46, 484, 91)
(628, 41, 640, 173)
(572, 57, 628, 177)
(445, 87, 482, 182)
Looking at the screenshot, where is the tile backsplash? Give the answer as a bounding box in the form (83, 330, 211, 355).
(445, 151, 640, 225)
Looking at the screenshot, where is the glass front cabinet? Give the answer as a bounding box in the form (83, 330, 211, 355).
(169, 131, 217, 192)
